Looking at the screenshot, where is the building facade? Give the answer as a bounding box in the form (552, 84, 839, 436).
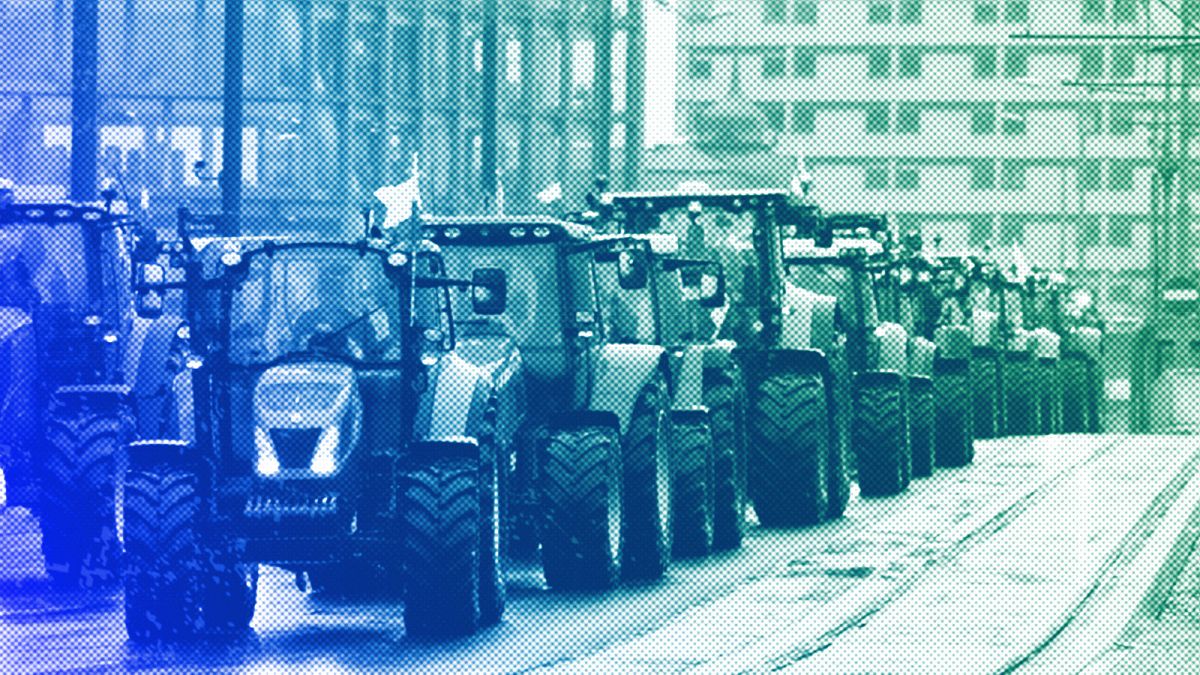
(663, 0, 1196, 318)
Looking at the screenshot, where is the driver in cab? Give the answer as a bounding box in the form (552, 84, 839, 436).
(291, 264, 380, 360)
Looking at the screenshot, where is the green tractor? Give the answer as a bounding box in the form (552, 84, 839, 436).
(590, 232, 740, 556)
(601, 189, 855, 523)
(1052, 275, 1105, 433)
(0, 201, 186, 589)
(121, 211, 511, 640)
(992, 265, 1059, 436)
(423, 215, 675, 586)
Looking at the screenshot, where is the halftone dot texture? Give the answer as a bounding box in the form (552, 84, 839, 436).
(0, 0, 1194, 673)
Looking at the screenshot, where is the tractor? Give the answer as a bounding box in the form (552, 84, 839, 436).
(1051, 274, 1105, 433)
(422, 215, 675, 587)
(600, 189, 855, 522)
(120, 209, 509, 640)
(589, 231, 739, 556)
(0, 200, 185, 589)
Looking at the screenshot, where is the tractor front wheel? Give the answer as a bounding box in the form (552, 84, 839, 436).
(749, 372, 829, 526)
(853, 378, 910, 497)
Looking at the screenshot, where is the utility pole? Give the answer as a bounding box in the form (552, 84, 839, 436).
(70, 0, 100, 202)
(221, 0, 245, 234)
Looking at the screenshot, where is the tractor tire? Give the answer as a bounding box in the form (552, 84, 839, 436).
(40, 395, 133, 589)
(122, 468, 203, 642)
(909, 378, 936, 478)
(508, 424, 543, 561)
(971, 353, 1001, 439)
(399, 457, 482, 637)
(671, 421, 714, 558)
(1039, 360, 1064, 435)
(621, 372, 672, 581)
(538, 426, 622, 590)
(935, 368, 975, 467)
(477, 434, 506, 627)
(704, 367, 748, 550)
(1061, 357, 1091, 433)
(853, 379, 910, 497)
(749, 372, 828, 526)
(825, 351, 854, 521)
(1005, 358, 1041, 436)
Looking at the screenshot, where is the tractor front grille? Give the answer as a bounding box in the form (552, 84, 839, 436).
(270, 428, 321, 468)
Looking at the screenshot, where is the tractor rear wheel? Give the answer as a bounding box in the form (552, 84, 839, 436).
(971, 353, 1001, 439)
(538, 426, 622, 590)
(704, 367, 747, 550)
(1062, 357, 1091, 433)
(854, 379, 909, 497)
(1005, 357, 1041, 436)
(935, 367, 975, 467)
(910, 378, 936, 478)
(41, 394, 133, 589)
(621, 372, 672, 581)
(399, 458, 482, 637)
(1039, 360, 1064, 435)
(749, 372, 829, 526)
(122, 467, 202, 642)
(671, 421, 714, 558)
(477, 437, 506, 627)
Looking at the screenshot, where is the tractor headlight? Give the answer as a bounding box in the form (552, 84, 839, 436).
(102, 330, 119, 344)
(311, 426, 340, 475)
(255, 427, 280, 477)
(533, 226, 551, 238)
(83, 314, 102, 326)
(388, 251, 409, 266)
(509, 226, 527, 238)
(443, 227, 461, 239)
(176, 324, 191, 340)
(221, 250, 242, 267)
(917, 270, 932, 283)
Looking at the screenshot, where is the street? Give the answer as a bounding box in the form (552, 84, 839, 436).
(4, 433, 1199, 673)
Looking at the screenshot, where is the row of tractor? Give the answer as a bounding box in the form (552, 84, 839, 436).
(0, 184, 1105, 641)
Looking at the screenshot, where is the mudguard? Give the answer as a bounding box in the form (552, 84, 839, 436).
(972, 309, 999, 349)
(0, 322, 37, 448)
(1007, 328, 1032, 354)
(873, 322, 908, 374)
(701, 339, 737, 371)
(736, 347, 831, 386)
(454, 332, 526, 450)
(1063, 326, 1103, 362)
(669, 345, 706, 411)
(405, 438, 481, 462)
(908, 336, 937, 380)
(126, 439, 193, 470)
(588, 343, 668, 435)
(415, 352, 494, 444)
(780, 282, 839, 354)
(1031, 328, 1061, 361)
(126, 314, 188, 439)
(934, 324, 973, 362)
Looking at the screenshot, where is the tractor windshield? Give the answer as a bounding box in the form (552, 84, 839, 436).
(787, 262, 879, 328)
(0, 222, 89, 312)
(226, 247, 404, 365)
(441, 243, 563, 347)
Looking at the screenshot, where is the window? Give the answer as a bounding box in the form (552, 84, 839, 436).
(1000, 220, 1023, 245)
(971, 161, 996, 190)
(869, 0, 892, 24)
(899, 0, 922, 23)
(1004, 49, 1028, 77)
(1079, 161, 1102, 191)
(868, 48, 891, 79)
(764, 0, 787, 24)
(1114, 0, 1138, 23)
(1113, 47, 1136, 79)
(688, 57, 713, 79)
(1001, 112, 1026, 135)
(762, 53, 787, 79)
(1079, 48, 1103, 80)
(969, 216, 994, 246)
(1110, 163, 1134, 191)
(794, 106, 816, 133)
(795, 1, 818, 23)
(1078, 220, 1101, 247)
(1111, 108, 1134, 136)
(1108, 220, 1133, 247)
(866, 105, 890, 134)
(974, 0, 999, 24)
(1082, 0, 1105, 24)
(1001, 162, 1025, 191)
(898, 50, 922, 78)
(866, 166, 889, 190)
(1005, 0, 1029, 22)
(896, 167, 920, 190)
(1081, 108, 1103, 136)
(758, 102, 786, 132)
(973, 49, 998, 78)
(897, 106, 921, 134)
(971, 107, 996, 135)
(795, 49, 817, 77)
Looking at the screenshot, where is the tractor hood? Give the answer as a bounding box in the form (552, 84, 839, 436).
(252, 362, 362, 479)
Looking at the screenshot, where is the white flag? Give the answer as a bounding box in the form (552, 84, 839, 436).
(536, 182, 563, 204)
(1011, 245, 1031, 279)
(790, 156, 812, 195)
(374, 175, 421, 231)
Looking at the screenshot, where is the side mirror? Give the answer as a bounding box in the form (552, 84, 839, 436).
(617, 249, 649, 290)
(698, 264, 726, 308)
(136, 290, 164, 319)
(472, 268, 507, 315)
(136, 263, 165, 289)
(132, 228, 160, 263)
